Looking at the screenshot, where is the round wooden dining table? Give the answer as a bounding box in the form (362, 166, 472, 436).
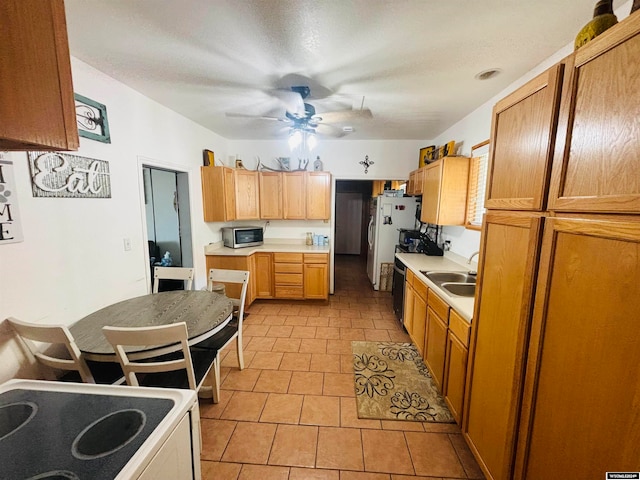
(70, 290, 234, 361)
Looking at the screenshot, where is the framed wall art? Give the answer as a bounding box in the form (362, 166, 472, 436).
(419, 146, 435, 167)
(74, 93, 111, 143)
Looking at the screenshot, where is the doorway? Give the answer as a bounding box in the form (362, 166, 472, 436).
(334, 181, 372, 257)
(142, 166, 193, 275)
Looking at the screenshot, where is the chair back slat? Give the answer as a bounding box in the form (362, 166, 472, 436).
(102, 322, 197, 390)
(7, 317, 96, 383)
(153, 266, 194, 293)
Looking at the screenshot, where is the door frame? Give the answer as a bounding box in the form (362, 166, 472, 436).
(137, 155, 194, 293)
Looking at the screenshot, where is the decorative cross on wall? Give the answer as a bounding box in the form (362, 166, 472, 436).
(360, 155, 374, 174)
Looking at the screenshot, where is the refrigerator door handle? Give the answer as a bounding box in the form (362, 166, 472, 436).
(367, 216, 374, 249)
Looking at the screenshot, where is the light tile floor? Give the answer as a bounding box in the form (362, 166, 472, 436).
(199, 255, 485, 480)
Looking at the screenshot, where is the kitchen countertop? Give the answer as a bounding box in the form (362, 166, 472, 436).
(396, 252, 476, 322)
(204, 240, 330, 256)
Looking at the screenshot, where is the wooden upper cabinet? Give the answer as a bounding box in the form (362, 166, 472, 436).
(234, 169, 260, 220)
(486, 64, 564, 211)
(306, 171, 331, 220)
(413, 168, 425, 196)
(259, 172, 283, 219)
(514, 215, 640, 478)
(201, 166, 236, 222)
(0, 0, 79, 151)
(283, 172, 306, 219)
(549, 14, 640, 214)
(420, 157, 470, 225)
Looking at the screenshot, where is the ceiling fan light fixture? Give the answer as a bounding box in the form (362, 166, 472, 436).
(475, 68, 502, 80)
(288, 129, 303, 150)
(307, 132, 318, 151)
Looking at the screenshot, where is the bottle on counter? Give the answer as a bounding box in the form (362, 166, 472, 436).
(306, 232, 313, 246)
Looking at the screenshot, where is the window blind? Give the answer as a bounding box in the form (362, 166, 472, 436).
(466, 152, 489, 227)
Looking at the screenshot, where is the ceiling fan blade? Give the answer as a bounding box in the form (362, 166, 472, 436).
(225, 112, 288, 122)
(315, 123, 347, 138)
(270, 89, 305, 116)
(316, 108, 373, 124)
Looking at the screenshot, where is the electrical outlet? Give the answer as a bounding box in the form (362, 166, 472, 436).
(123, 238, 131, 251)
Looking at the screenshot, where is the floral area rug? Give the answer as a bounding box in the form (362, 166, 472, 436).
(352, 341, 454, 423)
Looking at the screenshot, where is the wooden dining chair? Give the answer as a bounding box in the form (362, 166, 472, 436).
(7, 317, 123, 385)
(102, 322, 218, 396)
(195, 268, 249, 369)
(152, 266, 194, 293)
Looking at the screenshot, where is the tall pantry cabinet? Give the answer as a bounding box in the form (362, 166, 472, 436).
(464, 12, 640, 480)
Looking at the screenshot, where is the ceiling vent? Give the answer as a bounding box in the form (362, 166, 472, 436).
(475, 68, 502, 80)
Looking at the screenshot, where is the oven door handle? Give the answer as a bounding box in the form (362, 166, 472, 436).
(393, 266, 406, 276)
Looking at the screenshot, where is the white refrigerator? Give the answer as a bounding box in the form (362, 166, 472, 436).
(366, 196, 419, 290)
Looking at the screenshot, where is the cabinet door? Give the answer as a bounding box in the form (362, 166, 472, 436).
(486, 64, 563, 211)
(201, 167, 235, 222)
(0, 0, 79, 151)
(424, 307, 448, 390)
(421, 157, 470, 225)
(549, 16, 640, 214)
(283, 172, 306, 219)
(411, 287, 427, 356)
(463, 211, 543, 480)
(303, 263, 328, 299)
(514, 216, 640, 479)
(421, 163, 442, 223)
(234, 170, 260, 219)
(206, 255, 253, 306)
(444, 330, 468, 425)
(407, 171, 416, 195)
(253, 252, 273, 298)
(413, 167, 424, 195)
(403, 280, 415, 333)
(306, 172, 331, 219)
(259, 172, 283, 219)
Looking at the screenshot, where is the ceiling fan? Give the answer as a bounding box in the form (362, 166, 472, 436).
(225, 85, 372, 138)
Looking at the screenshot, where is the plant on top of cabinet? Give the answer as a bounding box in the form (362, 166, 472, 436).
(0, 0, 79, 151)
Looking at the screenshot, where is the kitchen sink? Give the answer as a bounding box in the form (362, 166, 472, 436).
(421, 271, 477, 285)
(441, 282, 476, 297)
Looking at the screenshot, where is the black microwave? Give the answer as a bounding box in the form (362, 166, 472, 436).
(222, 226, 264, 248)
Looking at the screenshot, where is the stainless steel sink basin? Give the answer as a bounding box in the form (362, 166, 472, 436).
(441, 282, 476, 297)
(421, 271, 477, 285)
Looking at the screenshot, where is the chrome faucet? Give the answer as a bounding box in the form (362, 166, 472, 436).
(467, 251, 480, 276)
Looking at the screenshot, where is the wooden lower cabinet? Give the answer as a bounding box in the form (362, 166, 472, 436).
(274, 253, 304, 299)
(206, 254, 254, 306)
(252, 252, 273, 298)
(443, 309, 470, 424)
(424, 306, 448, 390)
(303, 254, 328, 299)
(513, 215, 640, 479)
(403, 270, 427, 356)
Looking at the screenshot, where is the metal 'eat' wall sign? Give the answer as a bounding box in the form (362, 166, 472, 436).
(28, 152, 111, 198)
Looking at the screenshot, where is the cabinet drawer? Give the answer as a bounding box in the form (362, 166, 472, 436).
(274, 273, 303, 286)
(448, 309, 470, 347)
(406, 269, 415, 287)
(275, 285, 304, 298)
(413, 277, 428, 301)
(428, 290, 450, 322)
(273, 252, 303, 263)
(304, 253, 327, 264)
(274, 263, 303, 274)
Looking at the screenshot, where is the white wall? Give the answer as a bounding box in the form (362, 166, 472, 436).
(433, 1, 633, 258)
(0, 58, 228, 382)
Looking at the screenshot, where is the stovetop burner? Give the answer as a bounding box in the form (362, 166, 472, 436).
(0, 389, 174, 480)
(0, 401, 37, 441)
